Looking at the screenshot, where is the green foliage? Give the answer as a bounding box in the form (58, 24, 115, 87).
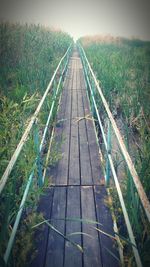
(0, 22, 72, 265)
(80, 40, 150, 122)
(80, 37, 150, 266)
(0, 94, 38, 257)
(80, 37, 150, 194)
(0, 22, 72, 97)
(13, 212, 44, 267)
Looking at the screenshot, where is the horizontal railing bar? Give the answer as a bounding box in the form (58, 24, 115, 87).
(81, 48, 143, 267)
(0, 44, 72, 195)
(79, 44, 150, 223)
(3, 48, 71, 264)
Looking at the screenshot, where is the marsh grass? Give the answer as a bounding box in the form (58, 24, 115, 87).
(0, 22, 72, 265)
(0, 22, 72, 97)
(80, 36, 150, 266)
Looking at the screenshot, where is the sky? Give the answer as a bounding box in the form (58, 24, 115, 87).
(0, 0, 150, 41)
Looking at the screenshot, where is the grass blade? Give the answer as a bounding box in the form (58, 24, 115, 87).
(103, 245, 121, 263)
(67, 232, 94, 239)
(93, 226, 117, 241)
(94, 226, 137, 248)
(51, 217, 102, 226)
(45, 222, 83, 253)
(32, 219, 83, 253)
(32, 219, 49, 229)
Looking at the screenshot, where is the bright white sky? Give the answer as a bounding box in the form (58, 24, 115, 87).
(0, 0, 150, 41)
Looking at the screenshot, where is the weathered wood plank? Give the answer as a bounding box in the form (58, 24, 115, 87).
(54, 67, 72, 185)
(94, 186, 120, 267)
(64, 186, 82, 267)
(81, 186, 102, 267)
(80, 80, 102, 185)
(69, 83, 80, 185)
(45, 186, 67, 267)
(29, 188, 54, 267)
(78, 91, 93, 185)
(47, 70, 69, 184)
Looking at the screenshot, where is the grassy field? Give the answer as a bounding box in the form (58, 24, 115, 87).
(0, 22, 72, 266)
(0, 22, 72, 98)
(79, 35, 150, 266)
(80, 35, 150, 195)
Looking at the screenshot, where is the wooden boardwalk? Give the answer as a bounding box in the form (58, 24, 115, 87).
(30, 49, 119, 267)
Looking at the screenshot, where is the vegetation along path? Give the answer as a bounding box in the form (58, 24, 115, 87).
(30, 48, 119, 267)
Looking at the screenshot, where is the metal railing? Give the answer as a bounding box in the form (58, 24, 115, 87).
(0, 44, 72, 264)
(78, 43, 150, 267)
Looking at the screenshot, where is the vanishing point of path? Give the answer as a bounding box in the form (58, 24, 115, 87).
(30, 49, 119, 267)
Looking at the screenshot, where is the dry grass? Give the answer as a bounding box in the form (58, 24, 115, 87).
(80, 34, 122, 46)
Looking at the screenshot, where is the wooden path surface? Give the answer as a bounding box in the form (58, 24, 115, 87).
(30, 49, 119, 267)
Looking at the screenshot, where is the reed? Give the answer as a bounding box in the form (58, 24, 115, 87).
(80, 36, 150, 266)
(0, 22, 72, 265)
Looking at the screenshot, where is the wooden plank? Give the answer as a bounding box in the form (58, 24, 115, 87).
(94, 186, 119, 266)
(45, 186, 67, 267)
(78, 90, 93, 185)
(81, 186, 102, 267)
(46, 69, 70, 185)
(54, 68, 72, 185)
(80, 81, 102, 185)
(86, 123, 102, 185)
(29, 188, 54, 267)
(64, 186, 82, 267)
(78, 66, 93, 185)
(69, 85, 80, 185)
(56, 68, 70, 122)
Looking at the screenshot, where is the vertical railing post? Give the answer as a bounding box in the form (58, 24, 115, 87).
(85, 63, 91, 97)
(53, 78, 57, 96)
(91, 79, 96, 118)
(63, 59, 66, 82)
(106, 119, 111, 186)
(82, 56, 87, 90)
(67, 48, 70, 66)
(33, 120, 43, 187)
(61, 61, 64, 78)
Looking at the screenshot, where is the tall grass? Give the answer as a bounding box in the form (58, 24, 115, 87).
(0, 22, 72, 266)
(0, 22, 72, 98)
(80, 35, 150, 196)
(79, 35, 150, 266)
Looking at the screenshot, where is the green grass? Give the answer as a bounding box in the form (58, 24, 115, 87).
(80, 36, 150, 195)
(0, 22, 72, 265)
(0, 22, 72, 98)
(79, 36, 150, 266)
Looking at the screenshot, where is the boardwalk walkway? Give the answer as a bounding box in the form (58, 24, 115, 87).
(30, 49, 119, 267)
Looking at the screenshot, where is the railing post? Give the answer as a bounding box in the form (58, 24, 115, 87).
(62, 61, 65, 79)
(84, 61, 90, 97)
(53, 79, 57, 96)
(67, 48, 70, 65)
(91, 79, 96, 118)
(106, 119, 111, 186)
(33, 120, 43, 187)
